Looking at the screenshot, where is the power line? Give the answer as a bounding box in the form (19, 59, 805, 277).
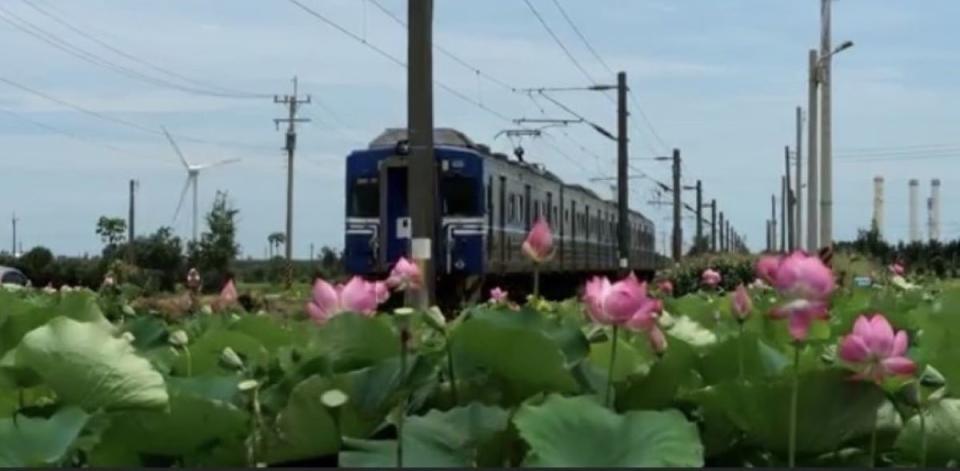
(522, 0, 597, 85)
(286, 0, 514, 123)
(0, 76, 275, 152)
(0, 105, 170, 164)
(550, 0, 614, 76)
(367, 0, 516, 92)
(19, 0, 271, 99)
(0, 4, 266, 100)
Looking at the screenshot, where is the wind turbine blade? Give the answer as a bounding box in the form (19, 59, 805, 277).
(194, 158, 241, 170)
(161, 126, 191, 169)
(171, 176, 191, 225)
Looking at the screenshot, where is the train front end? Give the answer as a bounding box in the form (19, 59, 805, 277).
(343, 129, 486, 281)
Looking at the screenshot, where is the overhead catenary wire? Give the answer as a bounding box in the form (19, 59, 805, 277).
(0, 76, 276, 152)
(18, 0, 271, 99)
(367, 0, 516, 93)
(286, 0, 514, 124)
(0, 4, 268, 100)
(0, 105, 171, 165)
(529, 0, 670, 157)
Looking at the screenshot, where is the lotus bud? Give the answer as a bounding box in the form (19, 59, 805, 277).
(321, 389, 349, 408)
(220, 346, 244, 370)
(168, 330, 189, 347)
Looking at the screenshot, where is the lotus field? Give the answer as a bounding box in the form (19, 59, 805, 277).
(3, 241, 960, 467)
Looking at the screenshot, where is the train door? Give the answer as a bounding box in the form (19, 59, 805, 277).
(487, 176, 494, 264)
(498, 176, 507, 269)
(380, 162, 411, 269)
(524, 184, 532, 231)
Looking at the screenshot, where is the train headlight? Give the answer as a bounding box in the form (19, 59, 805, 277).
(455, 259, 465, 270)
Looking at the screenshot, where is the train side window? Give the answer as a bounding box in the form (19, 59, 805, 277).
(442, 174, 478, 216)
(349, 179, 379, 217)
(508, 194, 516, 222)
(534, 200, 540, 220)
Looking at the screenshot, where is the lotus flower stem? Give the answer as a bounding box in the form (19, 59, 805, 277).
(868, 408, 878, 468)
(737, 322, 745, 381)
(445, 336, 459, 405)
(918, 405, 927, 468)
(604, 326, 619, 409)
(788, 343, 800, 468)
(184, 346, 192, 377)
(397, 325, 410, 468)
(533, 266, 540, 299)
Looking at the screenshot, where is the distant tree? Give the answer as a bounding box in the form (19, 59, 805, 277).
(187, 191, 239, 285)
(128, 227, 184, 290)
(18, 246, 54, 282)
(268, 232, 286, 258)
(319, 246, 342, 277)
(96, 216, 127, 249)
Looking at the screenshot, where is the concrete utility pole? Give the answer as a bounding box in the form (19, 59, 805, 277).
(819, 0, 834, 250)
(807, 49, 820, 251)
(766, 220, 771, 252)
(795, 107, 803, 250)
(909, 179, 920, 242)
(771, 194, 778, 252)
(785, 147, 794, 250)
(616, 71, 630, 270)
(710, 199, 717, 252)
(694, 180, 703, 249)
(930, 179, 941, 241)
(781, 175, 787, 252)
(409, 0, 437, 305)
(671, 148, 682, 261)
(718, 211, 725, 253)
(726, 220, 731, 252)
(274, 76, 311, 287)
(872, 176, 884, 237)
(11, 213, 18, 256)
(127, 179, 138, 263)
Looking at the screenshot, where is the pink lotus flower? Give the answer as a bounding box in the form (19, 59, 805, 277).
(888, 263, 905, 277)
(756, 255, 781, 285)
(220, 279, 238, 304)
(769, 251, 836, 341)
(489, 287, 508, 303)
(731, 284, 752, 321)
(386, 257, 422, 291)
(839, 314, 916, 383)
(657, 280, 674, 296)
(701, 268, 722, 288)
(773, 251, 836, 301)
(306, 276, 388, 324)
(186, 268, 201, 291)
(522, 217, 554, 263)
(583, 273, 649, 326)
(623, 296, 667, 354)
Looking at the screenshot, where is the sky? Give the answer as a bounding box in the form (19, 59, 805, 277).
(1, 0, 959, 258)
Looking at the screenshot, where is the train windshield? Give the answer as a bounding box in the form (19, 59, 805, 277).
(349, 179, 379, 217)
(442, 175, 478, 216)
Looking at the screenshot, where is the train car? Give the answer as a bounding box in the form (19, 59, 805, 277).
(343, 128, 656, 303)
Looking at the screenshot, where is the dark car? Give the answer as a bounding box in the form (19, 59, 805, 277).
(0, 266, 30, 287)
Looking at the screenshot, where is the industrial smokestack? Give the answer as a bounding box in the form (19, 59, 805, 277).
(909, 179, 920, 242)
(872, 176, 884, 237)
(931, 178, 941, 241)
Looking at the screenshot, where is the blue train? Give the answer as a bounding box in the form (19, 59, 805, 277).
(343, 128, 657, 302)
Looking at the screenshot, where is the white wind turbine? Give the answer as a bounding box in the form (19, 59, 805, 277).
(162, 127, 241, 243)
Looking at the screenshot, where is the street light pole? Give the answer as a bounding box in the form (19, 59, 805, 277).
(616, 71, 630, 271)
(807, 49, 820, 251)
(820, 0, 833, 250)
(795, 106, 803, 250)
